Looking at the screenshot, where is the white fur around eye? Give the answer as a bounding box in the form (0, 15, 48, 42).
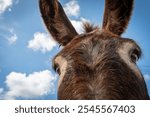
(55, 56, 68, 88)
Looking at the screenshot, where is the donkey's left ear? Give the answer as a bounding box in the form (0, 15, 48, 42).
(39, 0, 78, 46)
(102, 0, 134, 36)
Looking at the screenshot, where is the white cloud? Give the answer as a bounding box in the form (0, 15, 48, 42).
(8, 33, 18, 45)
(144, 74, 150, 81)
(0, 0, 16, 14)
(71, 20, 83, 34)
(63, 1, 90, 34)
(4, 70, 56, 99)
(6, 28, 18, 45)
(64, 0, 80, 17)
(71, 17, 90, 34)
(28, 32, 57, 53)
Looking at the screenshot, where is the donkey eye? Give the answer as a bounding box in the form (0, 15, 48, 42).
(130, 49, 139, 63)
(53, 63, 61, 75)
(131, 53, 138, 63)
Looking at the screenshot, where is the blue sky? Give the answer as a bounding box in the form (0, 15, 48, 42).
(0, 0, 150, 100)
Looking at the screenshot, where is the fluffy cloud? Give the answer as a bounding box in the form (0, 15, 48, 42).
(4, 70, 56, 99)
(28, 32, 57, 53)
(7, 28, 18, 45)
(144, 74, 150, 81)
(0, 0, 18, 14)
(71, 20, 83, 34)
(8, 33, 18, 45)
(64, 0, 80, 17)
(63, 1, 90, 34)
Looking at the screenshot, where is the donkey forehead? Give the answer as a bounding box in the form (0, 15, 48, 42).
(57, 30, 141, 56)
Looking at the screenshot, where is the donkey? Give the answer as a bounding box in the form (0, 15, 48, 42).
(39, 0, 149, 99)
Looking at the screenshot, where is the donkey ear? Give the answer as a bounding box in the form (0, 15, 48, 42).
(102, 0, 134, 36)
(39, 0, 78, 46)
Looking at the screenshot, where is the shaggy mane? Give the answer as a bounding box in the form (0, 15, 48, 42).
(83, 22, 98, 33)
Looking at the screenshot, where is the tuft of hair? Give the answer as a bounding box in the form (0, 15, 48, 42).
(83, 22, 98, 33)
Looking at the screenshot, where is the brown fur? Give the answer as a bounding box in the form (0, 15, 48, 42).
(39, 0, 78, 46)
(83, 22, 98, 33)
(39, 0, 149, 100)
(103, 0, 134, 35)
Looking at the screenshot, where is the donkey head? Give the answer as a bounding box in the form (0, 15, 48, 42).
(39, 0, 149, 99)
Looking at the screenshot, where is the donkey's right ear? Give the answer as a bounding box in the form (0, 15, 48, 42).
(102, 0, 134, 36)
(39, 0, 78, 46)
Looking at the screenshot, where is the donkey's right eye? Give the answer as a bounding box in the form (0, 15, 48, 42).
(131, 53, 138, 63)
(130, 49, 140, 63)
(53, 63, 61, 75)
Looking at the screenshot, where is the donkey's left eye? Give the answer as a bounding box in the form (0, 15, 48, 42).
(53, 63, 61, 75)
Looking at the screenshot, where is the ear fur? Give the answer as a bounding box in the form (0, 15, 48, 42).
(83, 22, 98, 33)
(102, 0, 134, 36)
(39, 0, 78, 46)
